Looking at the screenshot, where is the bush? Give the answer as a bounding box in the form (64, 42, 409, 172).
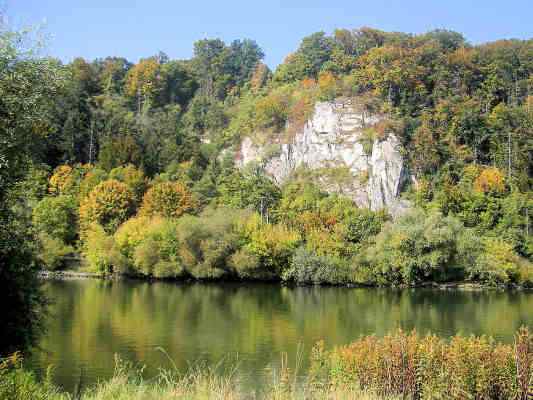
(361, 210, 465, 284)
(0, 353, 66, 400)
(32, 195, 78, 244)
(48, 165, 74, 195)
(82, 223, 126, 274)
(474, 167, 506, 194)
(79, 180, 136, 235)
(114, 216, 157, 258)
(282, 246, 352, 284)
(37, 233, 74, 271)
(140, 181, 195, 218)
(176, 208, 247, 279)
(240, 214, 301, 277)
(229, 247, 262, 279)
(114, 216, 182, 277)
(473, 238, 521, 285)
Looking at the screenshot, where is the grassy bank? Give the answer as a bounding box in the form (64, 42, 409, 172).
(2, 328, 532, 400)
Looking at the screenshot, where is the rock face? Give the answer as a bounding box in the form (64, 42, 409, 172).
(237, 99, 410, 214)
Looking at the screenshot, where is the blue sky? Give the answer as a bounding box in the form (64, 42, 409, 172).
(8, 0, 533, 68)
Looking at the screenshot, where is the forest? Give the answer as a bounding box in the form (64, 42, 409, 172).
(1, 22, 533, 354)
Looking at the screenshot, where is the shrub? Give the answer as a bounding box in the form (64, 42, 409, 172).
(48, 164, 90, 196)
(32, 195, 78, 244)
(79, 180, 136, 235)
(0, 353, 66, 400)
(218, 170, 281, 214)
(114, 216, 157, 258)
(240, 215, 302, 277)
(517, 261, 533, 287)
(317, 71, 338, 101)
(114, 216, 182, 277)
(153, 260, 184, 279)
(361, 210, 465, 284)
(132, 237, 160, 275)
(282, 246, 352, 284)
(229, 248, 262, 279)
(176, 208, 246, 279)
(82, 223, 126, 274)
(37, 233, 74, 271)
(140, 181, 195, 218)
(473, 238, 521, 285)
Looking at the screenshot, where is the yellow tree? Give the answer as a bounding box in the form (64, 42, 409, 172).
(140, 182, 195, 218)
(79, 179, 135, 234)
(124, 58, 162, 111)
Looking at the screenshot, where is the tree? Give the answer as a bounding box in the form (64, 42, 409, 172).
(98, 135, 143, 171)
(124, 57, 162, 111)
(218, 169, 281, 218)
(32, 195, 78, 244)
(95, 56, 132, 94)
(274, 32, 334, 82)
(140, 181, 195, 218)
(0, 23, 64, 355)
(79, 179, 135, 234)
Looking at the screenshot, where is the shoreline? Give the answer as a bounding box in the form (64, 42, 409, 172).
(38, 270, 533, 291)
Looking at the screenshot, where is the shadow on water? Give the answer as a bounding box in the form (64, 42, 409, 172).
(28, 279, 533, 392)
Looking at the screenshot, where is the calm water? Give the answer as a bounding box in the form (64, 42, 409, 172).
(30, 279, 533, 392)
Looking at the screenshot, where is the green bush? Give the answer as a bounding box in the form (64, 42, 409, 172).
(114, 216, 182, 277)
(282, 246, 352, 285)
(37, 233, 74, 271)
(32, 195, 78, 244)
(473, 238, 522, 285)
(0, 353, 66, 400)
(240, 214, 302, 278)
(176, 208, 247, 279)
(228, 247, 262, 279)
(82, 223, 126, 274)
(361, 210, 466, 285)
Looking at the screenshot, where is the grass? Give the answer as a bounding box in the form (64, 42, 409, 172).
(1, 328, 531, 399)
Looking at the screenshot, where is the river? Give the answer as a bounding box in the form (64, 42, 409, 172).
(29, 279, 533, 392)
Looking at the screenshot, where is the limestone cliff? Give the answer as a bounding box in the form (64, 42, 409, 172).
(237, 98, 410, 215)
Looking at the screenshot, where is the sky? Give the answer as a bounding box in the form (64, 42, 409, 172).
(7, 0, 533, 68)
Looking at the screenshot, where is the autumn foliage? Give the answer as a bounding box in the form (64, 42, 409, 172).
(139, 181, 195, 218)
(48, 165, 74, 195)
(474, 167, 506, 194)
(79, 179, 136, 234)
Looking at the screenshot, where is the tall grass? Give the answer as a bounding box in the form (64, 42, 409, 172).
(1, 328, 531, 399)
(310, 326, 533, 399)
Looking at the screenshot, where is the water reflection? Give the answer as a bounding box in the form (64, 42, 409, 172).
(30, 280, 533, 391)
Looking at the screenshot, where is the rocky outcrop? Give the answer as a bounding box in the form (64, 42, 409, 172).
(237, 98, 410, 214)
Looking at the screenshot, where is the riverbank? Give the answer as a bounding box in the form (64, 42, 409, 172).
(38, 269, 533, 291)
(3, 328, 532, 399)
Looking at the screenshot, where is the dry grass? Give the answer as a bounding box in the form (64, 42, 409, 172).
(2, 328, 531, 399)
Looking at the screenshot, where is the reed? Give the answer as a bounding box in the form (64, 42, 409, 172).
(1, 328, 531, 399)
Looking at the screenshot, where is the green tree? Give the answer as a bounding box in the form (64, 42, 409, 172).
(32, 195, 78, 244)
(0, 23, 64, 355)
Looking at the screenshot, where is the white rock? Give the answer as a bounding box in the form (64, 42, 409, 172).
(237, 99, 410, 214)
